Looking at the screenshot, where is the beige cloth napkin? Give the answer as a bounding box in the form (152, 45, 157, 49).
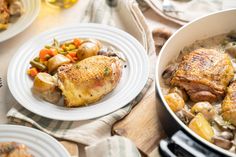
(7, 0, 155, 156)
(144, 0, 236, 25)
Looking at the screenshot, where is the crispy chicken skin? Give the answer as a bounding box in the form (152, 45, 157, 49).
(222, 81, 236, 126)
(57, 55, 122, 107)
(171, 48, 234, 102)
(0, 142, 32, 157)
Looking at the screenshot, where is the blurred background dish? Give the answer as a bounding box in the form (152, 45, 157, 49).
(0, 0, 40, 42)
(45, 0, 78, 8)
(0, 124, 70, 157)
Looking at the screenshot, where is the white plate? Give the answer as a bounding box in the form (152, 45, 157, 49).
(7, 23, 149, 120)
(0, 0, 40, 42)
(0, 124, 70, 157)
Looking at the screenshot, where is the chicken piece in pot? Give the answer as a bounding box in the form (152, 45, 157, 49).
(222, 81, 236, 126)
(57, 55, 122, 107)
(171, 48, 234, 102)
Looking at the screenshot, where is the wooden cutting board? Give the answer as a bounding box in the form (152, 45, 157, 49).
(112, 92, 167, 156)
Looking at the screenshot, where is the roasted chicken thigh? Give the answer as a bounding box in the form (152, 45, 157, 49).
(58, 55, 122, 107)
(222, 81, 236, 126)
(171, 48, 234, 102)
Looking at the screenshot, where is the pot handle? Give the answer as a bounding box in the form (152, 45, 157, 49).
(159, 130, 222, 157)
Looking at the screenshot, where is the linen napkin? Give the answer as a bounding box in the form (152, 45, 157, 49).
(7, 0, 155, 156)
(143, 0, 236, 25)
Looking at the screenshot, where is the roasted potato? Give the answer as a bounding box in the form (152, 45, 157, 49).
(164, 93, 185, 112)
(189, 113, 214, 142)
(33, 72, 61, 103)
(169, 87, 188, 101)
(76, 41, 100, 60)
(191, 102, 216, 121)
(47, 54, 70, 73)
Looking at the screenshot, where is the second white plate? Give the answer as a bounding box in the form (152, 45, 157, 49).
(0, 0, 40, 42)
(0, 124, 70, 157)
(7, 23, 149, 120)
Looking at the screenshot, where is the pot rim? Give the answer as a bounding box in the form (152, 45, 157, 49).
(155, 8, 236, 157)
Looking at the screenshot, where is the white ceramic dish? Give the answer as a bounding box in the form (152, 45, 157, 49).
(0, 124, 70, 157)
(0, 0, 40, 42)
(156, 9, 236, 156)
(7, 23, 149, 120)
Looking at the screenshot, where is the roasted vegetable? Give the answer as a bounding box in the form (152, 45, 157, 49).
(27, 67, 38, 77)
(30, 60, 47, 71)
(47, 54, 70, 73)
(164, 93, 185, 112)
(225, 42, 236, 58)
(212, 136, 233, 150)
(33, 72, 61, 103)
(189, 113, 214, 142)
(81, 39, 102, 48)
(162, 64, 178, 85)
(76, 41, 100, 60)
(98, 46, 126, 62)
(191, 102, 216, 121)
(169, 87, 188, 101)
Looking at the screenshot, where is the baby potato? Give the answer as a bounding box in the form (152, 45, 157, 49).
(189, 113, 214, 142)
(81, 39, 102, 48)
(76, 42, 100, 60)
(169, 87, 188, 101)
(33, 73, 56, 92)
(191, 102, 216, 121)
(225, 42, 236, 58)
(47, 54, 70, 73)
(33, 72, 61, 103)
(164, 93, 185, 112)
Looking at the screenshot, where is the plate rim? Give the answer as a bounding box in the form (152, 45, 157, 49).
(7, 23, 149, 120)
(0, 0, 41, 42)
(0, 124, 70, 157)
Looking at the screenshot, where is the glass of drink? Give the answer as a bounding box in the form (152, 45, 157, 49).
(45, 0, 78, 9)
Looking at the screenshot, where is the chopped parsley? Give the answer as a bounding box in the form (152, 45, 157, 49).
(104, 67, 110, 76)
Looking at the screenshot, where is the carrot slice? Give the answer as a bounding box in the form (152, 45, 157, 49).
(66, 54, 75, 62)
(50, 49, 58, 56)
(27, 67, 38, 77)
(73, 56, 79, 61)
(68, 51, 77, 57)
(39, 49, 53, 61)
(73, 38, 81, 47)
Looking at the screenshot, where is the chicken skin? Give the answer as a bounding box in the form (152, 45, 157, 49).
(57, 55, 122, 107)
(222, 81, 236, 126)
(171, 48, 234, 102)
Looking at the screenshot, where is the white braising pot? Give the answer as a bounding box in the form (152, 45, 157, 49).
(155, 9, 236, 157)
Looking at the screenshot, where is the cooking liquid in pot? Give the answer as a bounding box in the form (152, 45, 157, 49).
(161, 31, 236, 153)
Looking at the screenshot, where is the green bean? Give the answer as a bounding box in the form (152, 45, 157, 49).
(45, 54, 51, 60)
(33, 57, 40, 62)
(58, 51, 68, 55)
(45, 45, 52, 49)
(65, 46, 70, 51)
(68, 44, 76, 50)
(30, 60, 47, 71)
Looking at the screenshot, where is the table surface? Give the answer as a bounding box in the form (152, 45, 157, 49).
(0, 1, 179, 156)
